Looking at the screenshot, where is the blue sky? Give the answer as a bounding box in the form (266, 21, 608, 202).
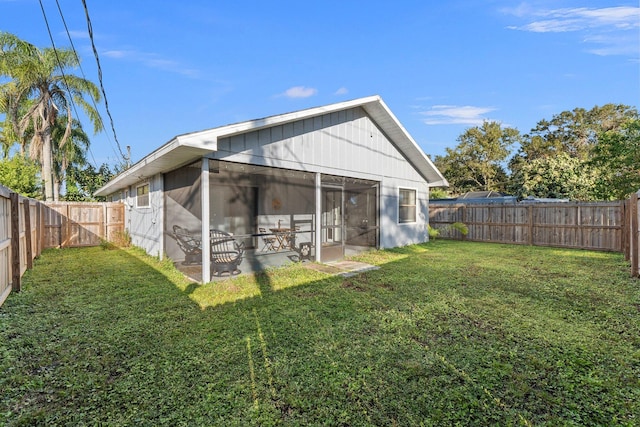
(2, 0, 639, 168)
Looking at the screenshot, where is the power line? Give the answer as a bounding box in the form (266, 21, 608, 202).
(38, 0, 98, 169)
(81, 0, 128, 165)
(38, 0, 108, 171)
(37, 0, 80, 123)
(53, 0, 107, 168)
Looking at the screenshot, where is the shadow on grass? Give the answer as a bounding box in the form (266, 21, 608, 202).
(2, 240, 639, 426)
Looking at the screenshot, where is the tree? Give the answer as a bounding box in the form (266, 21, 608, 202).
(0, 32, 103, 201)
(517, 104, 638, 162)
(434, 121, 519, 194)
(0, 154, 41, 197)
(508, 104, 639, 200)
(508, 152, 600, 200)
(65, 163, 113, 201)
(51, 116, 90, 200)
(591, 118, 640, 200)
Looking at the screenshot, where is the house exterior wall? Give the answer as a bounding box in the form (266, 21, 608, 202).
(379, 178, 429, 248)
(214, 107, 430, 248)
(110, 174, 164, 257)
(107, 105, 435, 260)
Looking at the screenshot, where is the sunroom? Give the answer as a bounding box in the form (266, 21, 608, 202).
(95, 96, 447, 283)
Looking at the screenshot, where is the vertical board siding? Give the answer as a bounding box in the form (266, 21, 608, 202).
(216, 106, 426, 185)
(430, 202, 626, 252)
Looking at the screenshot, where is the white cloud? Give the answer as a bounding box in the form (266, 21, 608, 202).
(282, 86, 318, 98)
(334, 87, 348, 95)
(420, 105, 497, 125)
(102, 49, 199, 77)
(504, 5, 639, 56)
(584, 33, 640, 56)
(66, 30, 89, 40)
(506, 6, 639, 32)
(103, 50, 129, 59)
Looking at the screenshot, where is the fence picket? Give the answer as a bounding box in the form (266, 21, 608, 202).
(430, 201, 624, 252)
(430, 198, 640, 277)
(0, 186, 125, 307)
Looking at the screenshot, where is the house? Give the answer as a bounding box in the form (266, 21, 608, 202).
(95, 95, 448, 282)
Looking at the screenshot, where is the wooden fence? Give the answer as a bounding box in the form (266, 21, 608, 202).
(430, 197, 640, 278)
(42, 202, 125, 248)
(0, 185, 124, 307)
(624, 193, 640, 277)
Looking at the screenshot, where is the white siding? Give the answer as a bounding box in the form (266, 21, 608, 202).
(215, 107, 426, 184)
(378, 178, 429, 248)
(126, 174, 164, 257)
(215, 106, 431, 248)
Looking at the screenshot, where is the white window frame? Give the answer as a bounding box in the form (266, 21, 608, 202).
(136, 183, 150, 208)
(398, 187, 417, 224)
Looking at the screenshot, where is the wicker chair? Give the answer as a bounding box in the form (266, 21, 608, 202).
(172, 225, 202, 264)
(210, 229, 244, 277)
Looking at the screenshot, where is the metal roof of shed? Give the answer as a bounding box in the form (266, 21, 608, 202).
(95, 95, 448, 196)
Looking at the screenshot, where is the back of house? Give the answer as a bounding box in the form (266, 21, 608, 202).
(95, 95, 447, 282)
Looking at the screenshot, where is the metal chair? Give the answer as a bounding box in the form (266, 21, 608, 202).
(258, 227, 278, 252)
(172, 225, 202, 264)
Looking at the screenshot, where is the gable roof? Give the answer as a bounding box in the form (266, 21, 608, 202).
(95, 95, 448, 196)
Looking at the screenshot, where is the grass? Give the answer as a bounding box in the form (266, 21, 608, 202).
(1, 241, 639, 426)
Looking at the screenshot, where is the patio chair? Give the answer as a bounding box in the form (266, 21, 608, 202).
(287, 226, 301, 250)
(210, 229, 245, 277)
(258, 227, 278, 251)
(172, 225, 202, 264)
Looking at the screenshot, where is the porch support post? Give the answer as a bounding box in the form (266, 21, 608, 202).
(315, 172, 322, 263)
(201, 158, 211, 282)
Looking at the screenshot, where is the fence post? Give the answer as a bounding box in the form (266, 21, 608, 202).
(622, 199, 629, 259)
(23, 200, 32, 269)
(576, 205, 582, 249)
(63, 203, 70, 248)
(461, 205, 467, 240)
(10, 192, 20, 292)
(103, 203, 108, 241)
(36, 201, 42, 257)
(631, 193, 639, 278)
(527, 205, 533, 245)
(620, 200, 629, 261)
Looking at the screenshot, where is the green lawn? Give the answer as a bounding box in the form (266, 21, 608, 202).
(1, 241, 639, 426)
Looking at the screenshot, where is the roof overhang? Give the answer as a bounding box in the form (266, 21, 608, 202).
(358, 97, 448, 187)
(95, 95, 447, 196)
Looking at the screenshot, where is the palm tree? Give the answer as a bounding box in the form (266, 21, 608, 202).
(51, 116, 90, 200)
(0, 32, 103, 200)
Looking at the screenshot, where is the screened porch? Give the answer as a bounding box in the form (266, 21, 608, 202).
(164, 160, 379, 282)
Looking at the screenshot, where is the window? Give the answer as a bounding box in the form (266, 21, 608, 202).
(398, 188, 416, 223)
(136, 183, 150, 207)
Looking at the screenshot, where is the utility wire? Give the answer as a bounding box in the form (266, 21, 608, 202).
(39, 0, 106, 171)
(81, 0, 128, 165)
(38, 0, 100, 171)
(54, 0, 109, 168)
(38, 0, 79, 126)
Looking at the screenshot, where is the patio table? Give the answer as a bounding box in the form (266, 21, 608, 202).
(269, 228, 292, 251)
